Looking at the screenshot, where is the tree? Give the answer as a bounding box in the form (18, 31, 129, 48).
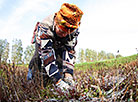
(0, 39, 9, 64)
(97, 50, 107, 61)
(1, 41, 9, 63)
(11, 39, 23, 65)
(23, 45, 35, 64)
(91, 50, 97, 61)
(107, 53, 115, 59)
(116, 54, 122, 58)
(78, 48, 85, 63)
(85, 49, 97, 62)
(85, 48, 91, 62)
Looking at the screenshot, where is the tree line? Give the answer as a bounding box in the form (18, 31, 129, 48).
(0, 39, 34, 65)
(0, 39, 122, 65)
(77, 48, 122, 63)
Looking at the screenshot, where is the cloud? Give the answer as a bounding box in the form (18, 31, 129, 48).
(0, 0, 4, 9)
(1, 0, 137, 56)
(0, 0, 70, 37)
(82, 0, 138, 31)
(77, 0, 138, 56)
(0, 0, 72, 49)
(1, 0, 72, 34)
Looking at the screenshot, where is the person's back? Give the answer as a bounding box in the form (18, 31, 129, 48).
(27, 3, 83, 91)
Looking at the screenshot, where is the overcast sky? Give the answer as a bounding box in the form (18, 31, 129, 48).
(0, 0, 138, 57)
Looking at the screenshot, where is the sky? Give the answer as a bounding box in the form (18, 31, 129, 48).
(0, 0, 138, 57)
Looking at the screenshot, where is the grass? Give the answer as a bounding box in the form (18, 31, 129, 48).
(0, 54, 138, 101)
(75, 54, 138, 70)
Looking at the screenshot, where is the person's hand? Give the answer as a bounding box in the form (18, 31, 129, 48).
(55, 79, 70, 93)
(64, 73, 76, 86)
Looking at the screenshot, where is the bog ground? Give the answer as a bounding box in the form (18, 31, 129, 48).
(0, 55, 138, 102)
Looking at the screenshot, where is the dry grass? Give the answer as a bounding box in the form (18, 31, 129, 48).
(0, 61, 138, 101)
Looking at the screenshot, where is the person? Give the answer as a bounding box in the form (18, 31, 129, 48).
(27, 3, 83, 90)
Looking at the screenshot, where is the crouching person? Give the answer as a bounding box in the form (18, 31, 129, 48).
(27, 3, 83, 90)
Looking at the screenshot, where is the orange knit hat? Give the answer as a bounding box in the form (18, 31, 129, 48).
(55, 3, 83, 32)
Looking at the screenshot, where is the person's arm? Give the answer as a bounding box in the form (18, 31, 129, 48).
(63, 29, 80, 76)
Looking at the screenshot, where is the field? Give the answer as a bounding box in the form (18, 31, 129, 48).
(0, 54, 138, 102)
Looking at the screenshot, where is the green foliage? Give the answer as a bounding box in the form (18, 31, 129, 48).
(0, 54, 138, 101)
(75, 54, 138, 70)
(85, 48, 97, 62)
(77, 48, 116, 63)
(85, 48, 91, 62)
(78, 48, 85, 63)
(116, 54, 122, 58)
(0, 39, 9, 64)
(106, 52, 115, 59)
(11, 39, 23, 64)
(1, 41, 9, 63)
(0, 40, 5, 55)
(23, 45, 35, 64)
(97, 50, 107, 61)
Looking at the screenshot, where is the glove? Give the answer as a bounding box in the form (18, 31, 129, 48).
(56, 79, 70, 93)
(64, 77, 76, 87)
(27, 68, 32, 80)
